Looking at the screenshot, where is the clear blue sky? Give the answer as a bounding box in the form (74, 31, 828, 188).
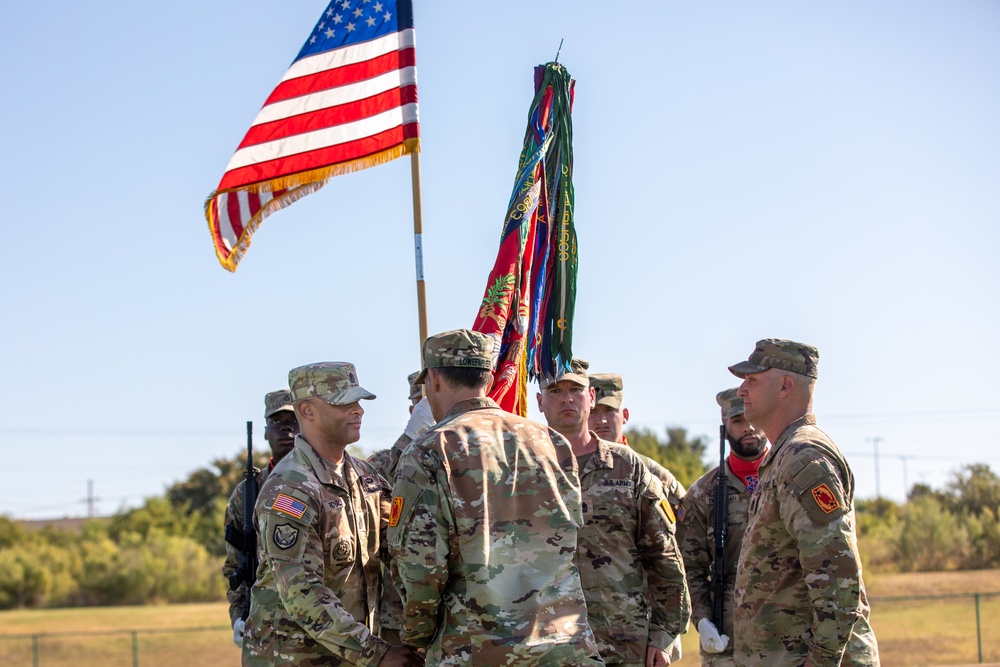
(1, 1, 997, 519)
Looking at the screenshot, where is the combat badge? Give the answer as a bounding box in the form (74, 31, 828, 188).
(812, 483, 840, 513)
(273, 523, 299, 549)
(333, 538, 353, 562)
(389, 497, 404, 527)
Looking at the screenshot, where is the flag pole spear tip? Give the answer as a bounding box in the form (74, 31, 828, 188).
(554, 38, 564, 63)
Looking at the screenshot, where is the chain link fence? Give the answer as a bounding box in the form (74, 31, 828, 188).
(0, 625, 234, 667)
(1, 593, 998, 666)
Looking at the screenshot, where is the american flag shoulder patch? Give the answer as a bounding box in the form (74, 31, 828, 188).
(271, 493, 308, 520)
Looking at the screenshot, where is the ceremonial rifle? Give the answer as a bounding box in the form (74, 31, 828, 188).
(225, 421, 259, 621)
(711, 423, 728, 631)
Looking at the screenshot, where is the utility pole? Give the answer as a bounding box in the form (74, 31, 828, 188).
(866, 437, 883, 499)
(899, 455, 910, 498)
(85, 479, 99, 518)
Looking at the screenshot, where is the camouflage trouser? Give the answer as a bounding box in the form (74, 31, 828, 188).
(701, 654, 736, 667)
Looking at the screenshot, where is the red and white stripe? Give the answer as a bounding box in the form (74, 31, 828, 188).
(208, 28, 418, 268)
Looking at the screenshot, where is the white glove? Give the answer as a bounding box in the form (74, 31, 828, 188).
(232, 618, 245, 648)
(667, 634, 683, 662)
(403, 397, 435, 439)
(697, 617, 729, 653)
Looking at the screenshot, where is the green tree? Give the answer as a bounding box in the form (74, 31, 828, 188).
(625, 426, 709, 489)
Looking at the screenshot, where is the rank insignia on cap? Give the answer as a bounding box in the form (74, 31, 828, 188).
(811, 484, 840, 513)
(662, 499, 676, 523)
(272, 493, 307, 520)
(389, 497, 404, 527)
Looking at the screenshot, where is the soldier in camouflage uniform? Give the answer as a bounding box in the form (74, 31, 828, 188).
(367, 372, 435, 645)
(540, 360, 690, 667)
(588, 373, 687, 506)
(388, 329, 604, 666)
(728, 340, 879, 667)
(242, 362, 422, 667)
(676, 388, 768, 667)
(224, 389, 299, 646)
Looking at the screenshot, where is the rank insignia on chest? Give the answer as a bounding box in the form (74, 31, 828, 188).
(272, 493, 307, 519)
(662, 499, 676, 523)
(273, 523, 299, 549)
(811, 483, 840, 513)
(389, 497, 404, 527)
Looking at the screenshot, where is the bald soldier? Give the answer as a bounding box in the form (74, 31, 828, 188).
(729, 340, 879, 666)
(540, 359, 690, 667)
(676, 389, 769, 667)
(242, 363, 422, 667)
(588, 373, 686, 508)
(224, 389, 300, 646)
(389, 330, 603, 665)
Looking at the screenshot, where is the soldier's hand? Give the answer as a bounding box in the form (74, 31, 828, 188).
(378, 645, 424, 667)
(646, 645, 671, 667)
(232, 618, 245, 648)
(697, 618, 729, 653)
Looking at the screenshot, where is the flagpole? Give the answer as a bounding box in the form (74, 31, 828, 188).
(410, 152, 429, 356)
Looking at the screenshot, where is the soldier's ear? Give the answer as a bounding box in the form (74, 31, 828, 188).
(622, 407, 629, 424)
(296, 399, 316, 422)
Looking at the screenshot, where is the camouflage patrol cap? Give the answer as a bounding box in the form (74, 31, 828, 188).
(540, 358, 590, 389)
(288, 362, 376, 405)
(589, 373, 624, 409)
(413, 329, 494, 384)
(716, 387, 745, 420)
(407, 371, 422, 404)
(264, 389, 294, 418)
(728, 338, 819, 379)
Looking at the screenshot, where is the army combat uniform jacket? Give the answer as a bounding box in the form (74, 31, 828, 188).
(224, 464, 273, 628)
(577, 436, 691, 665)
(367, 432, 413, 638)
(677, 462, 752, 662)
(389, 397, 604, 666)
(243, 436, 392, 667)
(638, 454, 686, 507)
(734, 416, 879, 667)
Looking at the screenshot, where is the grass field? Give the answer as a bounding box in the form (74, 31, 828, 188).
(0, 570, 997, 666)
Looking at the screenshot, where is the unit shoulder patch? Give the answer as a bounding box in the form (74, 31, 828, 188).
(812, 483, 840, 514)
(389, 497, 404, 527)
(273, 523, 299, 549)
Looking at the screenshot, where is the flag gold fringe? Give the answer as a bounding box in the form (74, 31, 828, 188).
(516, 350, 528, 417)
(206, 138, 420, 272)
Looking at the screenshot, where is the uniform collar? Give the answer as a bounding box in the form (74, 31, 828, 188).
(760, 414, 815, 468)
(587, 432, 616, 471)
(443, 396, 499, 420)
(293, 433, 356, 488)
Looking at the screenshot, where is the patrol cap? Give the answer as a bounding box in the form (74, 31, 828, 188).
(590, 373, 623, 409)
(264, 389, 294, 419)
(728, 338, 819, 379)
(413, 329, 494, 385)
(716, 387, 744, 420)
(407, 371, 422, 403)
(540, 358, 590, 389)
(288, 362, 376, 405)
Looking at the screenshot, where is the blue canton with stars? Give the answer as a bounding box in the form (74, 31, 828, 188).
(294, 0, 414, 62)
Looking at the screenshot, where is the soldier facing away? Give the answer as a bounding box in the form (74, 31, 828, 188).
(242, 362, 422, 667)
(388, 329, 604, 666)
(540, 359, 691, 667)
(729, 339, 879, 667)
(677, 388, 769, 667)
(224, 389, 299, 647)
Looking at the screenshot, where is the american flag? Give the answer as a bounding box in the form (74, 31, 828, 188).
(272, 493, 308, 519)
(205, 0, 419, 271)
